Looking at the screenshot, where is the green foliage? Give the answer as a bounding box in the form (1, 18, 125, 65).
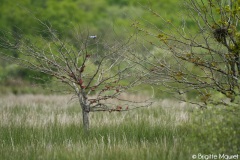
(0, 64, 50, 84)
(0, 0, 184, 96)
(188, 106, 240, 154)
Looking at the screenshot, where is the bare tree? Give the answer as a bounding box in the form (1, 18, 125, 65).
(131, 0, 240, 107)
(0, 21, 152, 131)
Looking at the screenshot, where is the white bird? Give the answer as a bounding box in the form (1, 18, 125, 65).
(89, 35, 97, 39)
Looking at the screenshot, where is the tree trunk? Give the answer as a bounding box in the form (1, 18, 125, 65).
(78, 93, 90, 132)
(82, 108, 89, 131)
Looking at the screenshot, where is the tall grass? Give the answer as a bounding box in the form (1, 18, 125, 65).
(0, 95, 239, 160)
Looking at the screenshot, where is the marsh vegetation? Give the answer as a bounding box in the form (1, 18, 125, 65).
(0, 94, 239, 160)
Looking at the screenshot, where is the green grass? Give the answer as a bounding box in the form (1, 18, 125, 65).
(0, 95, 239, 160)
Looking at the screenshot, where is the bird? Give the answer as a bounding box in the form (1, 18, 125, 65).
(89, 35, 97, 39)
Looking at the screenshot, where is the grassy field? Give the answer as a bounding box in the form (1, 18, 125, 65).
(0, 94, 239, 160)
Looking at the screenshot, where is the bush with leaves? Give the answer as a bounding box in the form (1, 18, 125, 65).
(132, 0, 240, 107)
(189, 105, 240, 154)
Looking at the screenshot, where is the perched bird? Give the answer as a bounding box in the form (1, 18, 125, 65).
(89, 35, 97, 39)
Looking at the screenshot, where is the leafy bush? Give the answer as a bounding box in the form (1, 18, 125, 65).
(0, 64, 51, 85)
(189, 105, 240, 154)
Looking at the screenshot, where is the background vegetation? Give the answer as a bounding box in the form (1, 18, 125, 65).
(0, 0, 186, 96)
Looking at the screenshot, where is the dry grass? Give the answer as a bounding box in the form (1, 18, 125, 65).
(0, 94, 197, 160)
(0, 94, 189, 128)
